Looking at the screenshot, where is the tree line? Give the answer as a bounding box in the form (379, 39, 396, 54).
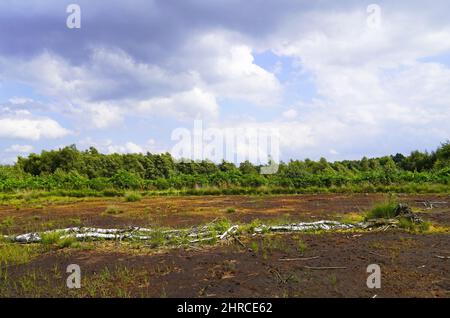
(0, 141, 449, 193)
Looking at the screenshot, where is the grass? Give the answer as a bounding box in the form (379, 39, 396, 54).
(104, 205, 123, 215)
(0, 243, 41, 266)
(1, 182, 450, 205)
(397, 218, 431, 232)
(124, 192, 142, 202)
(340, 212, 365, 224)
(0, 216, 15, 232)
(40, 231, 62, 245)
(365, 200, 398, 220)
(226, 207, 236, 214)
(296, 239, 308, 254)
(58, 236, 80, 249)
(364, 199, 439, 233)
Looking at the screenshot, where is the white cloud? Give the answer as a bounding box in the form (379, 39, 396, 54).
(136, 87, 219, 120)
(0, 117, 70, 141)
(260, 6, 450, 157)
(8, 97, 34, 105)
(282, 109, 298, 119)
(5, 144, 34, 153)
(107, 142, 143, 154)
(1, 2, 450, 159)
(180, 32, 282, 106)
(106, 139, 162, 154)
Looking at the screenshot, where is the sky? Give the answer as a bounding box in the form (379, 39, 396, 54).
(1, 0, 450, 164)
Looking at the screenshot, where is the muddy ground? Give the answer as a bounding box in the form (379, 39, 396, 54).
(0, 194, 449, 298)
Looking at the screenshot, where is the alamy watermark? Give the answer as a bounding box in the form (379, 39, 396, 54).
(66, 264, 81, 289)
(366, 264, 381, 289)
(66, 4, 81, 29)
(171, 120, 280, 174)
(366, 4, 382, 29)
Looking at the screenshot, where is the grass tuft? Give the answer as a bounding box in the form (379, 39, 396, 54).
(40, 232, 61, 245)
(365, 200, 398, 220)
(124, 192, 142, 202)
(104, 206, 123, 215)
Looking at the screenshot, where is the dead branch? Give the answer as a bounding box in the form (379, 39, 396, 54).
(303, 266, 347, 270)
(279, 256, 320, 261)
(219, 225, 239, 240)
(369, 251, 390, 258)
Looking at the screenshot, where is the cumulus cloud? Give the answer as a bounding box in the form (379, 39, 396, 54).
(0, 1, 450, 160)
(0, 108, 70, 140)
(136, 87, 219, 120)
(0, 117, 70, 140)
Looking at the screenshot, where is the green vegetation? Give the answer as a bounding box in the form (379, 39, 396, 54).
(365, 199, 398, 220)
(57, 236, 80, 249)
(40, 231, 61, 245)
(0, 141, 448, 197)
(0, 216, 15, 230)
(0, 243, 41, 266)
(226, 207, 236, 214)
(104, 205, 123, 215)
(296, 239, 308, 254)
(124, 192, 142, 202)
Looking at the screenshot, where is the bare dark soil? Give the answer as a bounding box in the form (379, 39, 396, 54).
(2, 232, 449, 298)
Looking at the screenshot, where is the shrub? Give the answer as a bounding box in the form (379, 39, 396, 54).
(58, 236, 79, 248)
(124, 192, 142, 202)
(111, 170, 142, 189)
(40, 232, 61, 245)
(104, 206, 123, 215)
(226, 207, 236, 214)
(0, 216, 15, 229)
(365, 200, 398, 220)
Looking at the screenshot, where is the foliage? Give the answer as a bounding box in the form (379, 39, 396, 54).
(1, 142, 449, 194)
(124, 192, 142, 202)
(365, 200, 398, 220)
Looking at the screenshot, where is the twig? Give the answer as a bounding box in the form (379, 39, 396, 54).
(435, 255, 450, 260)
(279, 256, 320, 261)
(303, 266, 347, 270)
(219, 225, 239, 240)
(189, 236, 219, 243)
(369, 251, 390, 258)
(232, 235, 252, 252)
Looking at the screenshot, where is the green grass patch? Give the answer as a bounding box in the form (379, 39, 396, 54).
(365, 200, 398, 220)
(124, 192, 142, 202)
(40, 231, 62, 245)
(0, 216, 15, 230)
(0, 243, 41, 266)
(225, 207, 236, 214)
(104, 205, 123, 215)
(57, 236, 80, 249)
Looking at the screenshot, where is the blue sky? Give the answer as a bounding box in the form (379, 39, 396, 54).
(1, 0, 450, 164)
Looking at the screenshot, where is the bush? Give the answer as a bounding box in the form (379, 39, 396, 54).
(58, 236, 79, 248)
(226, 207, 236, 214)
(111, 170, 142, 189)
(365, 200, 398, 220)
(40, 232, 61, 245)
(124, 192, 142, 202)
(104, 206, 123, 215)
